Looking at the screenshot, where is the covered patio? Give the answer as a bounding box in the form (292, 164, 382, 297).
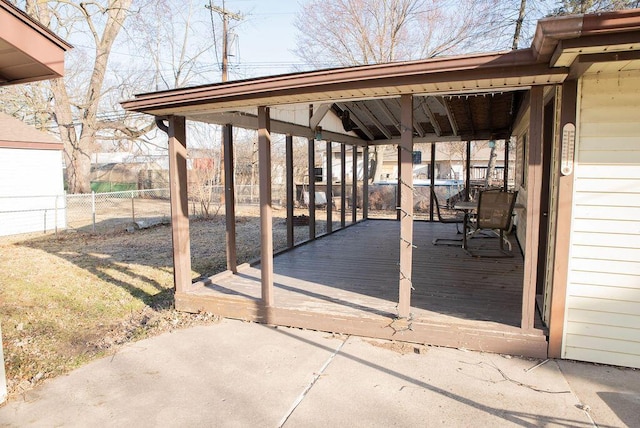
(182, 220, 547, 356)
(120, 14, 609, 358)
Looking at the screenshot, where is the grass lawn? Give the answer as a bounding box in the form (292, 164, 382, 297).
(0, 206, 306, 398)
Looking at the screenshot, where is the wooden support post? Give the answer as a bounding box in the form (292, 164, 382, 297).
(340, 143, 346, 228)
(352, 145, 357, 224)
(223, 124, 237, 273)
(396, 148, 401, 221)
(503, 136, 510, 191)
(363, 145, 369, 219)
(308, 138, 316, 240)
(430, 143, 436, 221)
(465, 141, 471, 200)
(522, 86, 544, 330)
(326, 140, 333, 233)
(286, 135, 294, 248)
(398, 94, 414, 319)
(548, 80, 577, 356)
(258, 107, 274, 306)
(167, 115, 192, 293)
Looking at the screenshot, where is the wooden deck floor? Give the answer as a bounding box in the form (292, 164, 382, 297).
(180, 220, 548, 357)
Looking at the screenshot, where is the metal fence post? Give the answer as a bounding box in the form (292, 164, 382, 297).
(54, 195, 58, 237)
(64, 191, 68, 231)
(1, 323, 7, 404)
(92, 191, 96, 233)
(131, 192, 135, 224)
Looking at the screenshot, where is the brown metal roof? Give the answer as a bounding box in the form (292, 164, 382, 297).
(0, 0, 72, 86)
(122, 8, 640, 145)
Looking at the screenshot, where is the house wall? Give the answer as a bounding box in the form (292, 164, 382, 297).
(0, 147, 65, 236)
(562, 70, 640, 368)
(512, 102, 530, 248)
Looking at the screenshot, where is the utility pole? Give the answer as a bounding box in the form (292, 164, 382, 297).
(206, 0, 242, 82)
(206, 0, 242, 203)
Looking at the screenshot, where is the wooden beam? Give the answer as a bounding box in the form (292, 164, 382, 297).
(421, 98, 442, 136)
(363, 145, 369, 219)
(464, 100, 476, 136)
(398, 94, 414, 319)
(443, 98, 459, 136)
(196, 111, 367, 146)
(392, 98, 423, 137)
(223, 124, 237, 273)
(396, 147, 402, 221)
(352, 145, 357, 223)
(374, 99, 401, 133)
(258, 106, 274, 306)
(326, 140, 333, 233)
(340, 143, 346, 228)
(356, 101, 393, 139)
(337, 103, 375, 140)
(522, 86, 544, 330)
(167, 115, 192, 293)
(286, 134, 294, 248)
(309, 103, 332, 130)
(308, 138, 316, 240)
(430, 143, 436, 221)
(548, 80, 577, 357)
(503, 135, 510, 191)
(465, 141, 471, 201)
(413, 117, 425, 138)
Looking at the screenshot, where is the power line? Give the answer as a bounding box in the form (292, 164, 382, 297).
(206, 0, 243, 82)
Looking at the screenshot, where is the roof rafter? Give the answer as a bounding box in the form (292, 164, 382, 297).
(309, 103, 332, 129)
(373, 99, 400, 133)
(443, 98, 459, 136)
(336, 102, 375, 140)
(465, 99, 476, 136)
(420, 97, 442, 136)
(355, 101, 393, 139)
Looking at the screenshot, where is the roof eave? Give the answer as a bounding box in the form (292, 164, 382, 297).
(0, 0, 72, 85)
(532, 8, 640, 63)
(122, 49, 559, 114)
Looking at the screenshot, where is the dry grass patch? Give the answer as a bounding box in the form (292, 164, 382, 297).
(0, 206, 320, 399)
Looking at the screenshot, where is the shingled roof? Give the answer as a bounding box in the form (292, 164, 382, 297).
(0, 112, 62, 150)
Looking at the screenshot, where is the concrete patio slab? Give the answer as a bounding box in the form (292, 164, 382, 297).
(1, 319, 638, 427)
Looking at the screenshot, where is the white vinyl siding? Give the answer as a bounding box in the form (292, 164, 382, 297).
(0, 148, 66, 236)
(563, 71, 640, 368)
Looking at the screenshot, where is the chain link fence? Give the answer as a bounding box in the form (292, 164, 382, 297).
(0, 185, 294, 237)
(0, 194, 66, 237)
(65, 188, 171, 233)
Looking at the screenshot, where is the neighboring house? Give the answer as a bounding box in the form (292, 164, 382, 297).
(374, 143, 512, 185)
(90, 161, 168, 192)
(123, 9, 640, 369)
(0, 113, 66, 237)
(0, 0, 71, 238)
(0, 0, 71, 403)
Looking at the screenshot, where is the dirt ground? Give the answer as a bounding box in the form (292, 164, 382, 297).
(0, 205, 335, 399)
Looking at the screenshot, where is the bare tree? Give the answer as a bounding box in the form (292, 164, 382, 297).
(294, 0, 504, 68)
(293, 0, 512, 184)
(512, 0, 528, 49)
(20, 0, 156, 194)
(551, 0, 640, 14)
(130, 0, 220, 90)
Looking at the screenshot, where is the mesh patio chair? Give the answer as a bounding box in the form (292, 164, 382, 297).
(468, 189, 518, 256)
(431, 188, 465, 246)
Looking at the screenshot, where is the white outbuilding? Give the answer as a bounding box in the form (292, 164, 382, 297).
(0, 112, 65, 236)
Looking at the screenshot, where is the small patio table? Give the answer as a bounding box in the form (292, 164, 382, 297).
(453, 201, 477, 250)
